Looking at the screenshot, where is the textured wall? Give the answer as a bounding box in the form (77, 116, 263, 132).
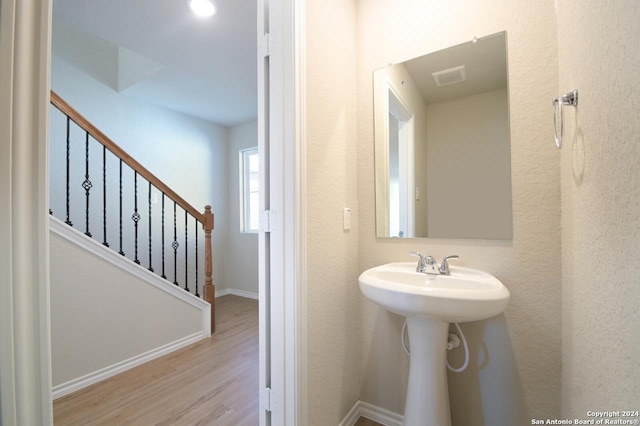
(305, 0, 362, 423)
(558, 0, 640, 417)
(356, 0, 561, 424)
(226, 121, 259, 295)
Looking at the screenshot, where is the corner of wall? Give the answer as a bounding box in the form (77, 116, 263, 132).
(305, 0, 362, 423)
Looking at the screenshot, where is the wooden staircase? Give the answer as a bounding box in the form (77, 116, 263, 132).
(49, 91, 216, 332)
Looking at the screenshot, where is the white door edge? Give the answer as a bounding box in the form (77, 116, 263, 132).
(258, 0, 307, 424)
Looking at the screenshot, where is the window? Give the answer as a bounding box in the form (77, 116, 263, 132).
(240, 147, 259, 232)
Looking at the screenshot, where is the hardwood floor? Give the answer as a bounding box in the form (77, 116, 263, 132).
(354, 418, 384, 426)
(53, 295, 258, 425)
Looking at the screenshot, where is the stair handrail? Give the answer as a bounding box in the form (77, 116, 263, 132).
(50, 91, 205, 223)
(50, 90, 216, 332)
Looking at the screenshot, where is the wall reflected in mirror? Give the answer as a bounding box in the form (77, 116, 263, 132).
(374, 31, 513, 240)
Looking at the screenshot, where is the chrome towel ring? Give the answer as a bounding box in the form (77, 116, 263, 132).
(553, 90, 578, 149)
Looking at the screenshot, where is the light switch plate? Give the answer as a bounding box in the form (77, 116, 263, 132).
(343, 208, 351, 230)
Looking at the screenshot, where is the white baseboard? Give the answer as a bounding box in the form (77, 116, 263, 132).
(215, 288, 259, 300)
(52, 332, 204, 400)
(339, 400, 404, 426)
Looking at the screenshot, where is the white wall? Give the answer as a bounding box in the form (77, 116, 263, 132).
(426, 89, 512, 239)
(226, 121, 259, 296)
(50, 54, 229, 291)
(305, 0, 362, 423)
(356, 0, 560, 424)
(50, 224, 205, 390)
(558, 0, 640, 417)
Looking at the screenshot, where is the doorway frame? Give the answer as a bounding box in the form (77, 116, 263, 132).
(258, 0, 307, 423)
(0, 0, 54, 424)
(387, 84, 415, 238)
(0, 0, 305, 424)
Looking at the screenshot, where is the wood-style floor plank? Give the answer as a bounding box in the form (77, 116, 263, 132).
(53, 295, 258, 425)
(354, 417, 384, 426)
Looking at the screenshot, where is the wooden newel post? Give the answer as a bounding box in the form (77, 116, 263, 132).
(203, 205, 215, 333)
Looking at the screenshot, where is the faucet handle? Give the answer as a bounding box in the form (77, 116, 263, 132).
(410, 251, 427, 272)
(439, 255, 459, 275)
(410, 251, 425, 269)
(409, 251, 423, 259)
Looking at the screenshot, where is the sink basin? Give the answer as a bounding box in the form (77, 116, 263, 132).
(358, 262, 509, 426)
(359, 262, 509, 323)
(359, 261, 510, 425)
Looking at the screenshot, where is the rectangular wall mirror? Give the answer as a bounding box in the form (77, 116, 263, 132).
(374, 31, 513, 240)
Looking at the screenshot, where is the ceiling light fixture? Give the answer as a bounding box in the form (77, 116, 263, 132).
(190, 0, 216, 18)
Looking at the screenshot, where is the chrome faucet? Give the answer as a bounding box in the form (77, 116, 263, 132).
(438, 255, 459, 275)
(410, 252, 459, 275)
(410, 251, 439, 274)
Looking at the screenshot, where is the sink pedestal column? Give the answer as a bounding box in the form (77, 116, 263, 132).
(404, 318, 451, 426)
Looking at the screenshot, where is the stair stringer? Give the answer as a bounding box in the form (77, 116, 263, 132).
(49, 216, 211, 399)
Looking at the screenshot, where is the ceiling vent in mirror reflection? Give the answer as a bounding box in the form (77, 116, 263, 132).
(432, 65, 467, 87)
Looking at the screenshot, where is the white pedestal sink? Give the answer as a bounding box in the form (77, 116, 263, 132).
(358, 262, 510, 426)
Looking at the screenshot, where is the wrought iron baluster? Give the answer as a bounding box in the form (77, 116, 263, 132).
(82, 132, 93, 237)
(148, 182, 153, 272)
(118, 160, 125, 256)
(65, 117, 73, 226)
(172, 202, 179, 285)
(132, 171, 140, 264)
(184, 210, 189, 293)
(102, 145, 109, 247)
(161, 193, 166, 279)
(50, 98, 220, 305)
(195, 217, 199, 297)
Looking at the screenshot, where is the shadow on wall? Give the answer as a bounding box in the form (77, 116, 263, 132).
(339, 276, 369, 419)
(361, 307, 411, 414)
(448, 315, 528, 426)
(570, 112, 585, 185)
(359, 293, 528, 425)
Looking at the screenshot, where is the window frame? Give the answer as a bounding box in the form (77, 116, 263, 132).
(240, 147, 259, 233)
